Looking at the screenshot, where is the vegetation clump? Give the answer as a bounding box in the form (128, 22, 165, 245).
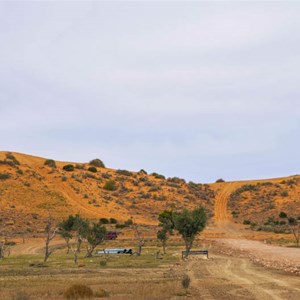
(215, 178, 225, 183)
(116, 169, 133, 176)
(87, 166, 97, 173)
(63, 164, 74, 172)
(89, 159, 105, 168)
(64, 284, 93, 299)
(103, 180, 117, 191)
(151, 172, 165, 179)
(44, 159, 56, 168)
(0, 173, 11, 180)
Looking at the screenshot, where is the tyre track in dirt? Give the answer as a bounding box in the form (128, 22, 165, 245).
(214, 182, 240, 225)
(185, 254, 300, 300)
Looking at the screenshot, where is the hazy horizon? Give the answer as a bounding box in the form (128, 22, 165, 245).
(1, 1, 300, 183)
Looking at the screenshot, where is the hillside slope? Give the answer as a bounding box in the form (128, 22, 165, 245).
(0, 151, 215, 234)
(1, 151, 300, 236)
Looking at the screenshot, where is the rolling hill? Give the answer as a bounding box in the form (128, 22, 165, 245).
(1, 151, 299, 236)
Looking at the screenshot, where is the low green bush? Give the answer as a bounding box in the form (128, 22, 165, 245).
(63, 164, 74, 172)
(103, 180, 117, 191)
(87, 166, 97, 173)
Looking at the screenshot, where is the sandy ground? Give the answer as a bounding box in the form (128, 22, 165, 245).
(185, 254, 300, 300)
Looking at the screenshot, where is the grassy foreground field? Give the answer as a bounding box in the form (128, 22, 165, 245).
(0, 240, 188, 300)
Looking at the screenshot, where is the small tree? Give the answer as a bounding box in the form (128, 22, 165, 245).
(59, 217, 74, 254)
(44, 215, 58, 262)
(174, 206, 207, 258)
(157, 228, 168, 254)
(85, 221, 107, 257)
(60, 215, 89, 264)
(157, 210, 175, 254)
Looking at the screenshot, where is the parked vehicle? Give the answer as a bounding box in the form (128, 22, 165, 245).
(96, 248, 133, 255)
(105, 231, 118, 240)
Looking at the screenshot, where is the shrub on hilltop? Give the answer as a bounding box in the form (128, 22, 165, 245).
(44, 159, 56, 168)
(89, 159, 105, 168)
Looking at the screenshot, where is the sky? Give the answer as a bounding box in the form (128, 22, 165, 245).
(1, 1, 300, 183)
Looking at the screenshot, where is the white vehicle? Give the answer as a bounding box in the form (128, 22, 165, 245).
(96, 248, 133, 255)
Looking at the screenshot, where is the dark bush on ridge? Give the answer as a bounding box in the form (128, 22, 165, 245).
(116, 169, 133, 176)
(44, 159, 56, 168)
(89, 159, 105, 168)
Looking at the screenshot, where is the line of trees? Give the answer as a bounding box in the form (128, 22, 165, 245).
(44, 214, 107, 263)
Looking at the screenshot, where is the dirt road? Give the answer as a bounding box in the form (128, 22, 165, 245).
(185, 254, 300, 300)
(214, 182, 239, 225)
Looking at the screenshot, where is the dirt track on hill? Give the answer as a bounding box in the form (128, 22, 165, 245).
(185, 254, 300, 300)
(214, 182, 240, 225)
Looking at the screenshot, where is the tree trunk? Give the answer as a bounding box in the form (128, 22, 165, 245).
(64, 238, 71, 254)
(85, 245, 96, 258)
(44, 239, 50, 262)
(162, 241, 166, 254)
(184, 240, 192, 258)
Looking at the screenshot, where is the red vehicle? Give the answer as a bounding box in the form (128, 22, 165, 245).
(105, 231, 118, 240)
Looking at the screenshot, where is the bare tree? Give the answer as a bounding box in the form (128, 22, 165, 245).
(44, 215, 58, 262)
(0, 239, 10, 259)
(132, 221, 144, 256)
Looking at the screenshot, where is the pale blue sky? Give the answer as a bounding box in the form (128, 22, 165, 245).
(1, 1, 300, 183)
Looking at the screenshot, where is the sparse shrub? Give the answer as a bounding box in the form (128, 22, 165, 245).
(94, 288, 109, 298)
(100, 218, 109, 224)
(0, 173, 11, 180)
(87, 166, 97, 173)
(215, 178, 225, 183)
(102, 173, 111, 179)
(63, 164, 74, 172)
(5, 153, 20, 165)
(99, 260, 107, 266)
(139, 169, 147, 175)
(243, 220, 251, 225)
(61, 176, 67, 181)
(281, 190, 289, 197)
(75, 164, 85, 170)
(279, 212, 287, 218)
(16, 169, 23, 175)
(124, 218, 133, 227)
(115, 224, 126, 229)
(110, 218, 118, 224)
(103, 180, 117, 191)
(44, 159, 56, 168)
(64, 284, 93, 299)
(89, 159, 105, 168)
(12, 290, 30, 300)
(149, 185, 161, 192)
(182, 274, 191, 290)
(116, 169, 133, 176)
(151, 172, 165, 179)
